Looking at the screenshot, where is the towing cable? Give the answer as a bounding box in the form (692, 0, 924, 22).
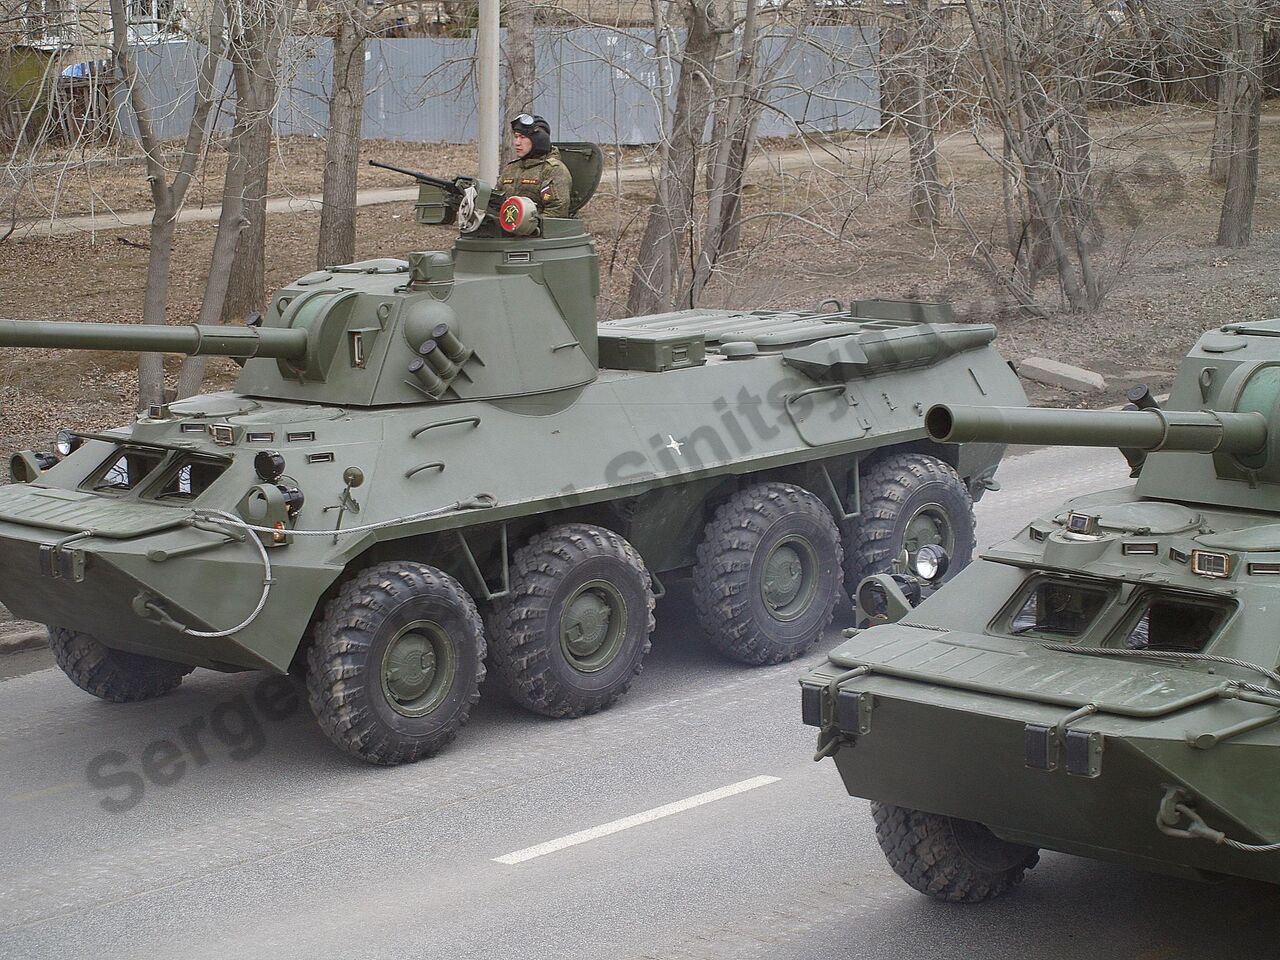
(142, 494, 498, 638)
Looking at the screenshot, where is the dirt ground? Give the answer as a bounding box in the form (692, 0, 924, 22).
(1, 104, 1278, 458)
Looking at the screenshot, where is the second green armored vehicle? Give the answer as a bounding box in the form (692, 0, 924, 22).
(0, 148, 1024, 765)
(803, 324, 1280, 896)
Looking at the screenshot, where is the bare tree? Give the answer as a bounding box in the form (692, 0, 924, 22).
(218, 0, 295, 325)
(962, 0, 1110, 314)
(901, 0, 942, 226)
(107, 0, 229, 407)
(626, 0, 728, 315)
(1209, 16, 1239, 183)
(317, 0, 370, 268)
(504, 0, 535, 117)
(171, 0, 296, 397)
(1215, 3, 1264, 248)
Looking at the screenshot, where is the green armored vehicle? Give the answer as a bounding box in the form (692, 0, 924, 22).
(0, 148, 1024, 765)
(803, 323, 1280, 897)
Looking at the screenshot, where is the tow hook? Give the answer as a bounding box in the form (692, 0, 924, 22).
(132, 592, 189, 633)
(1157, 786, 1226, 844)
(811, 665, 871, 761)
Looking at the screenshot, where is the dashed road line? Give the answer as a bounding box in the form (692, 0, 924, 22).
(492, 775, 782, 865)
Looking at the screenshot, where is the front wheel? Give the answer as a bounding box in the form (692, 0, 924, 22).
(843, 453, 975, 596)
(49, 626, 194, 703)
(872, 802, 1040, 902)
(306, 561, 485, 765)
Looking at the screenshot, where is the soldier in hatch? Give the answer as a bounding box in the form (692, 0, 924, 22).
(498, 114, 573, 219)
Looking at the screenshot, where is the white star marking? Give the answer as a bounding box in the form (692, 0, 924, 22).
(665, 435, 684, 456)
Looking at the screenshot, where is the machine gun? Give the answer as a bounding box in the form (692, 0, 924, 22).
(369, 160, 536, 236)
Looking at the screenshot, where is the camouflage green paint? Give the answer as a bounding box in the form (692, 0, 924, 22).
(804, 322, 1280, 887)
(0, 212, 1023, 683)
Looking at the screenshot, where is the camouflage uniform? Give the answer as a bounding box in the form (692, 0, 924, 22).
(497, 147, 573, 218)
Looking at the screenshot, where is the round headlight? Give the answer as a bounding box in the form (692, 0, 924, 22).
(55, 430, 78, 457)
(254, 450, 286, 482)
(912, 544, 950, 583)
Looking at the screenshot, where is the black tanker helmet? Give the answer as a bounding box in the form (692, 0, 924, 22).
(511, 113, 552, 158)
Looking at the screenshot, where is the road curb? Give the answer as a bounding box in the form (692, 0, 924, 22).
(0, 627, 46, 655)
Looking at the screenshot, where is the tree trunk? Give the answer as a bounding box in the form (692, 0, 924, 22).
(220, 0, 289, 325)
(714, 106, 762, 262)
(108, 0, 227, 407)
(626, 0, 725, 316)
(317, 5, 368, 268)
(904, 0, 940, 226)
(689, 0, 756, 301)
(174, 161, 249, 398)
(1217, 13, 1262, 248)
(503, 0, 536, 117)
(137, 213, 178, 406)
(1210, 22, 1239, 184)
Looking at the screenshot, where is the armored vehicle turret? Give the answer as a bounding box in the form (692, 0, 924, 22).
(803, 322, 1280, 896)
(0, 149, 1025, 765)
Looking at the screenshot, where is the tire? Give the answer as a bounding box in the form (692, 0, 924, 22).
(872, 802, 1040, 902)
(693, 481, 843, 665)
(843, 453, 975, 596)
(306, 561, 485, 765)
(487, 523, 655, 718)
(49, 626, 194, 703)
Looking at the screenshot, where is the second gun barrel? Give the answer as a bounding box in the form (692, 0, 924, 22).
(926, 404, 1268, 456)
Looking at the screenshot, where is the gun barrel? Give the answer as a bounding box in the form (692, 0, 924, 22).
(0, 320, 309, 360)
(926, 404, 1269, 456)
(368, 160, 458, 194)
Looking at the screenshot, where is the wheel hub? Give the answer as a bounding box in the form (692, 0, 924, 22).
(381, 621, 456, 717)
(761, 536, 819, 621)
(763, 546, 804, 607)
(903, 503, 954, 556)
(560, 580, 627, 672)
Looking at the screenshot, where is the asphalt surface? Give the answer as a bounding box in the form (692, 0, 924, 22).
(2, 445, 1278, 960)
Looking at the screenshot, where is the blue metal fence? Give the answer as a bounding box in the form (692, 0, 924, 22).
(113, 26, 879, 144)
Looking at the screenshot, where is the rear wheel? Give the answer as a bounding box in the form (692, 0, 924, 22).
(49, 626, 194, 703)
(693, 482, 843, 665)
(487, 523, 655, 718)
(872, 802, 1040, 902)
(306, 561, 485, 765)
(843, 453, 975, 596)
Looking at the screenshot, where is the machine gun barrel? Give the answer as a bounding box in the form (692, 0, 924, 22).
(0, 319, 310, 360)
(926, 403, 1269, 456)
(368, 160, 460, 195)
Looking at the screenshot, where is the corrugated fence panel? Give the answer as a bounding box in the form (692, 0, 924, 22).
(534, 29, 665, 145)
(111, 40, 235, 141)
(274, 37, 332, 137)
(365, 37, 479, 142)
(758, 26, 880, 136)
(115, 27, 879, 145)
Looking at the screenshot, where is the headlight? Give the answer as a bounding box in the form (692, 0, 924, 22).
(254, 450, 286, 482)
(54, 430, 81, 457)
(911, 544, 950, 583)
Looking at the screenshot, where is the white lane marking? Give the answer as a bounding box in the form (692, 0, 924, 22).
(492, 775, 782, 865)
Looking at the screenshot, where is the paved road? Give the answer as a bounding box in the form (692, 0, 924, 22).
(2, 446, 1277, 960)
